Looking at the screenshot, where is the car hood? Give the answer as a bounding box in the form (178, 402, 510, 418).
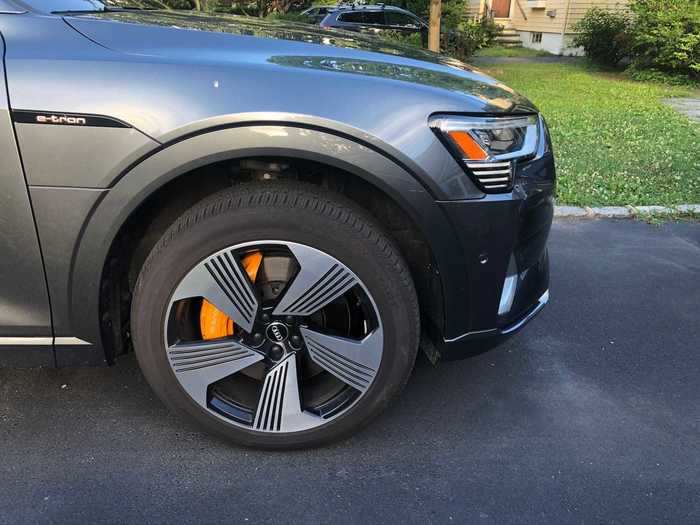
(66, 10, 536, 114)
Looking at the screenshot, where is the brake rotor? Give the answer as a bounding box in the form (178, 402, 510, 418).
(199, 251, 262, 339)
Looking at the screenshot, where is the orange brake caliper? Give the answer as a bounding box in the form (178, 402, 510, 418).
(200, 251, 263, 340)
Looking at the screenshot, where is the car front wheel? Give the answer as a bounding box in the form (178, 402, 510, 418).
(131, 182, 420, 449)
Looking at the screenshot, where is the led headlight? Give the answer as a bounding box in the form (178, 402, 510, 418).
(430, 114, 540, 192)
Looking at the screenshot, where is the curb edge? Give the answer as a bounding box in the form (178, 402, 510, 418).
(554, 204, 700, 219)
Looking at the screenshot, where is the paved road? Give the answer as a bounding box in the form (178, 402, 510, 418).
(1, 220, 699, 524)
(663, 98, 700, 124)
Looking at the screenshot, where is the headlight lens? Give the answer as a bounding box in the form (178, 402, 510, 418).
(430, 114, 540, 192)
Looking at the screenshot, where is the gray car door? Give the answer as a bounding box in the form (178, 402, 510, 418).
(0, 30, 54, 366)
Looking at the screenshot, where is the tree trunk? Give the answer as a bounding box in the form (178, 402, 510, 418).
(428, 0, 441, 53)
(193, 0, 202, 10)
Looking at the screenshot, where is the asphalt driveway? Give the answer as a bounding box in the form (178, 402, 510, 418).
(1, 219, 699, 524)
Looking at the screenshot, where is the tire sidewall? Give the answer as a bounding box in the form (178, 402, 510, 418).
(132, 187, 419, 449)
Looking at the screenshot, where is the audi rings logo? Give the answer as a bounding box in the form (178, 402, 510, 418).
(271, 325, 284, 341)
(266, 323, 289, 343)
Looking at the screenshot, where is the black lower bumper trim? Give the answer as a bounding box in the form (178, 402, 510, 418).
(501, 289, 549, 334)
(438, 289, 549, 360)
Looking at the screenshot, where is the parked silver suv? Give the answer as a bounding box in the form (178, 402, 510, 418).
(319, 4, 427, 42)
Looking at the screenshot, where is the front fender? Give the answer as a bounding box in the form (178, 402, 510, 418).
(69, 125, 471, 355)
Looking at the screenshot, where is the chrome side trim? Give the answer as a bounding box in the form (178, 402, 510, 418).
(0, 336, 52, 346)
(443, 328, 497, 344)
(55, 337, 91, 346)
(0, 336, 91, 346)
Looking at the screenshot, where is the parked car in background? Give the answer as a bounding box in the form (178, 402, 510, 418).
(301, 5, 339, 23)
(320, 4, 427, 42)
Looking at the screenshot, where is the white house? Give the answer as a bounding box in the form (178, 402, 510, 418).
(467, 0, 629, 55)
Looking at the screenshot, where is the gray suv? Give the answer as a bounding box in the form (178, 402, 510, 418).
(319, 5, 427, 41)
(301, 5, 338, 23)
(0, 0, 554, 448)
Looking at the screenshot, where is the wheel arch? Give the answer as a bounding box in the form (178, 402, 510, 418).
(68, 124, 462, 362)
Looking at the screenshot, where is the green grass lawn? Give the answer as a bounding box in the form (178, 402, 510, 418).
(474, 46, 553, 58)
(481, 62, 700, 206)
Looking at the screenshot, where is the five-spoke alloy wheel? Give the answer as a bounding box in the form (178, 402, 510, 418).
(132, 183, 419, 448)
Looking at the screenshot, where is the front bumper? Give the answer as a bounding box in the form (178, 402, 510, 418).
(434, 151, 555, 359)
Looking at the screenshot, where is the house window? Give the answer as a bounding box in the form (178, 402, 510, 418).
(531, 32, 543, 44)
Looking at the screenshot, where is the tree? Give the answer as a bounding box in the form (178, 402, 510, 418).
(428, 0, 441, 52)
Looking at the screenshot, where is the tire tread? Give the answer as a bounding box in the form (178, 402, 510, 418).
(134, 181, 419, 449)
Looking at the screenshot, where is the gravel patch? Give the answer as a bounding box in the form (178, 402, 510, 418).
(663, 98, 700, 123)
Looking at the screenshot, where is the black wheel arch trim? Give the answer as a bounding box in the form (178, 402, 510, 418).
(110, 120, 444, 199)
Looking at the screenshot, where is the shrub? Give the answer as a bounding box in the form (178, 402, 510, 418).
(478, 15, 500, 45)
(382, 31, 424, 49)
(626, 65, 698, 86)
(442, 16, 498, 60)
(572, 7, 632, 67)
(629, 0, 700, 81)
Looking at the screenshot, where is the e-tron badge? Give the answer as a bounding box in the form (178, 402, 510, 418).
(35, 114, 87, 125)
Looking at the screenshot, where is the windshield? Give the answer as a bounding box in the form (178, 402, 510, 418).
(20, 0, 171, 12)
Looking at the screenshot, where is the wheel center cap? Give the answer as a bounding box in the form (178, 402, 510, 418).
(265, 322, 289, 344)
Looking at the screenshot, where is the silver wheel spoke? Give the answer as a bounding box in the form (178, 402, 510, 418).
(171, 248, 259, 332)
(273, 243, 358, 317)
(300, 326, 383, 393)
(165, 241, 385, 433)
(167, 339, 264, 406)
(253, 353, 320, 432)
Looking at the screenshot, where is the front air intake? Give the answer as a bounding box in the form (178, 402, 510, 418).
(466, 161, 513, 192)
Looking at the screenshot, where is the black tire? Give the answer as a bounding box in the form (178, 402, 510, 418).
(131, 181, 420, 449)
